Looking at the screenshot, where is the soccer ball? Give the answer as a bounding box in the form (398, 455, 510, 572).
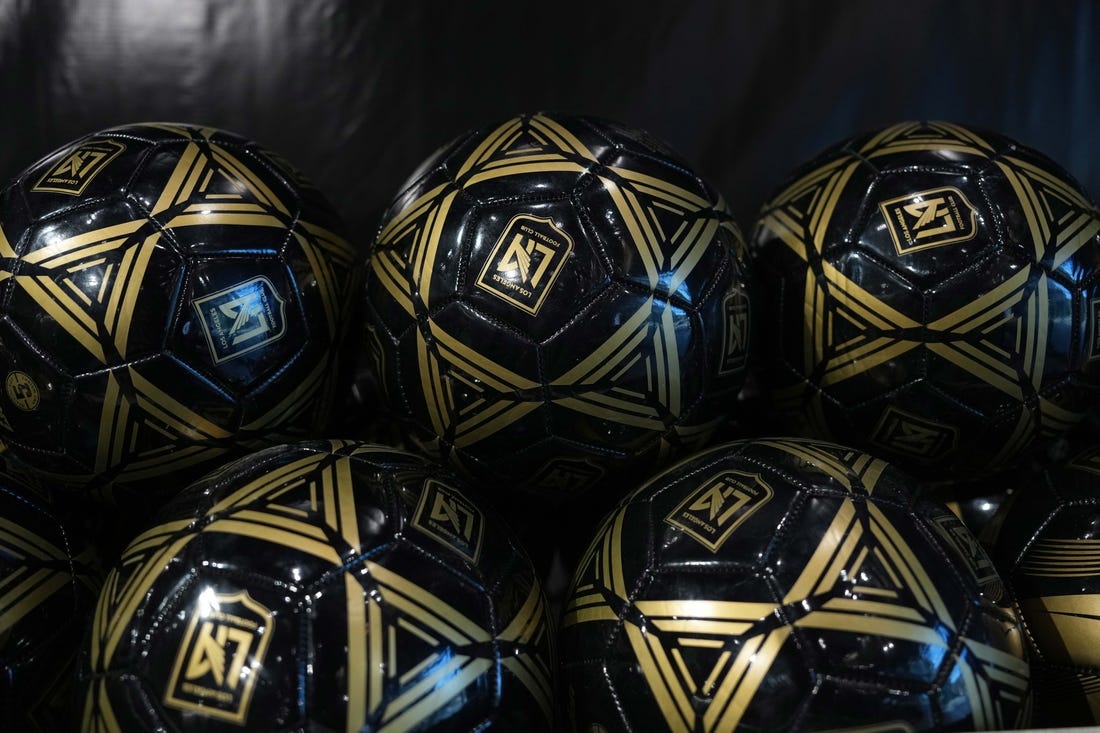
(0, 123, 358, 493)
(361, 112, 754, 504)
(560, 437, 1031, 732)
(79, 440, 556, 731)
(751, 121, 1100, 480)
(988, 444, 1100, 726)
(0, 457, 100, 730)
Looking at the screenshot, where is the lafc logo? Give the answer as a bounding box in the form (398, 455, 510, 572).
(193, 276, 287, 363)
(870, 405, 958, 461)
(930, 513, 1003, 600)
(32, 139, 126, 195)
(164, 590, 274, 724)
(411, 480, 486, 563)
(879, 186, 978, 255)
(719, 288, 750, 374)
(665, 470, 773, 552)
(476, 214, 573, 315)
(529, 458, 605, 498)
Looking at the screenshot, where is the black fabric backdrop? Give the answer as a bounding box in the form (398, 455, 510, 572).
(1, 0, 1097, 242)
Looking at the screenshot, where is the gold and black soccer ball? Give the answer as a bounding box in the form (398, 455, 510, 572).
(362, 112, 754, 503)
(79, 440, 555, 731)
(560, 438, 1031, 732)
(0, 460, 100, 731)
(988, 444, 1100, 727)
(751, 121, 1100, 480)
(0, 123, 358, 493)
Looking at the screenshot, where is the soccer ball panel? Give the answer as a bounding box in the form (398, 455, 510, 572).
(802, 679, 935, 730)
(988, 447, 1100, 725)
(7, 198, 184, 373)
(0, 321, 73, 458)
(0, 473, 100, 731)
(15, 132, 144, 217)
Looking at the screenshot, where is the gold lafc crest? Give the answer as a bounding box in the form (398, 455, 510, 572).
(32, 138, 126, 195)
(880, 186, 978, 255)
(476, 213, 574, 315)
(164, 590, 275, 724)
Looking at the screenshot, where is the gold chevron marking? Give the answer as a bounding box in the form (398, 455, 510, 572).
(529, 114, 600, 163)
(456, 118, 524, 179)
(14, 220, 156, 364)
(151, 141, 290, 218)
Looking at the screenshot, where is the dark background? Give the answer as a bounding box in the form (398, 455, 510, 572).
(1, 0, 1097, 246)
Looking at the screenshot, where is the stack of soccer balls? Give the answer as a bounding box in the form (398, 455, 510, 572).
(0, 113, 1098, 731)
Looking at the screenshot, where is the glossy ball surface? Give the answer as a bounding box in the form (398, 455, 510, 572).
(989, 444, 1100, 726)
(0, 123, 358, 492)
(560, 438, 1030, 732)
(79, 440, 555, 731)
(0, 460, 100, 730)
(751, 121, 1100, 479)
(362, 112, 754, 501)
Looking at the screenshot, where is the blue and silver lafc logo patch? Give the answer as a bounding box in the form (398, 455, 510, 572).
(193, 276, 287, 363)
(163, 589, 275, 724)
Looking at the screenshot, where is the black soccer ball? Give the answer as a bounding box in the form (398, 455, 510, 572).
(560, 437, 1031, 732)
(361, 112, 754, 503)
(751, 121, 1100, 480)
(0, 123, 359, 493)
(988, 444, 1100, 727)
(78, 440, 555, 731)
(0, 457, 100, 730)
